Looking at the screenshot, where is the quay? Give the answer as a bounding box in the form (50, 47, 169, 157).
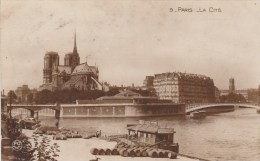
(22, 129, 201, 161)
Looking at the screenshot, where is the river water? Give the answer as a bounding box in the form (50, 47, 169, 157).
(39, 108, 260, 161)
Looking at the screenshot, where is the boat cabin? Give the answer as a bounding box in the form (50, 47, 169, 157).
(127, 121, 179, 152)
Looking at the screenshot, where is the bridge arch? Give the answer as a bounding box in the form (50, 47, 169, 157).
(11, 108, 32, 117)
(186, 103, 260, 114)
(38, 108, 56, 117)
(8, 104, 61, 119)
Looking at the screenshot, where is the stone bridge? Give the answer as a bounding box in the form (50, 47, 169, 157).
(186, 103, 260, 114)
(7, 104, 60, 119)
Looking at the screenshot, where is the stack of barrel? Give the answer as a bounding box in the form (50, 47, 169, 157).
(90, 142, 177, 159)
(53, 129, 82, 140)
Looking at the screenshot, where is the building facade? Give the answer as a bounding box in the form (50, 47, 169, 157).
(59, 91, 185, 118)
(14, 85, 37, 103)
(143, 76, 154, 90)
(144, 72, 215, 103)
(39, 33, 101, 91)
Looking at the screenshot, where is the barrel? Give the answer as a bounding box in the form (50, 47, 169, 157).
(148, 150, 158, 158)
(133, 149, 141, 157)
(119, 148, 128, 157)
(66, 134, 72, 138)
(127, 148, 135, 157)
(46, 131, 52, 135)
(53, 135, 60, 140)
(157, 150, 164, 158)
(104, 148, 111, 155)
(111, 148, 119, 155)
(140, 149, 148, 157)
(162, 150, 169, 158)
(98, 148, 105, 155)
(74, 134, 80, 138)
(90, 148, 99, 155)
(168, 151, 177, 159)
(83, 134, 95, 139)
(61, 135, 67, 140)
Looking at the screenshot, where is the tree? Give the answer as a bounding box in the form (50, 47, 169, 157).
(35, 90, 53, 104)
(7, 90, 17, 118)
(220, 92, 246, 103)
(131, 88, 157, 97)
(32, 134, 59, 161)
(8, 90, 17, 104)
(105, 88, 120, 96)
(27, 93, 34, 104)
(35, 89, 106, 104)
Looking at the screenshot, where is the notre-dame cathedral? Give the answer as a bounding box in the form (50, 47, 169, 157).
(39, 33, 101, 91)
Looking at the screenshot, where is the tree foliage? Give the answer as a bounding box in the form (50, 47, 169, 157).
(219, 92, 246, 103)
(5, 118, 59, 161)
(35, 89, 106, 104)
(131, 88, 157, 97)
(34, 88, 157, 104)
(8, 90, 17, 104)
(32, 134, 59, 161)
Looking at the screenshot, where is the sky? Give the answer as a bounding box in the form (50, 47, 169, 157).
(1, 0, 259, 91)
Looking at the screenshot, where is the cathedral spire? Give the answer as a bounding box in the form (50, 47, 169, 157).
(73, 32, 78, 55)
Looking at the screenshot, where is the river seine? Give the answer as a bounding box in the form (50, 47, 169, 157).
(39, 108, 260, 161)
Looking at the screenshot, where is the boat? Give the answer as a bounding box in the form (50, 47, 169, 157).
(190, 111, 206, 119)
(126, 120, 179, 153)
(19, 117, 40, 129)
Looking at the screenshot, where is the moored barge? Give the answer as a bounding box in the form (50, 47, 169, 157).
(126, 120, 179, 153)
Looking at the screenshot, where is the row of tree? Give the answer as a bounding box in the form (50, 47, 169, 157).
(31, 88, 155, 104)
(219, 92, 246, 103)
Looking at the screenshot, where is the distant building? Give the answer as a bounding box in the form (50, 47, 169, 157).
(15, 85, 31, 103)
(144, 72, 215, 103)
(235, 90, 248, 101)
(215, 86, 220, 102)
(229, 78, 235, 93)
(220, 78, 252, 102)
(39, 33, 102, 91)
(247, 88, 260, 103)
(143, 76, 154, 90)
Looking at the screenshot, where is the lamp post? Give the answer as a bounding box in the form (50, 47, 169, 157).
(9, 93, 12, 119)
(8, 90, 17, 119)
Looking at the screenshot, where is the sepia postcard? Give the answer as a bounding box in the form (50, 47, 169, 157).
(1, 0, 259, 161)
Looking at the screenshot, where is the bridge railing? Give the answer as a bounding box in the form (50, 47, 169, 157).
(186, 103, 260, 113)
(186, 103, 213, 109)
(186, 103, 260, 109)
(7, 104, 58, 107)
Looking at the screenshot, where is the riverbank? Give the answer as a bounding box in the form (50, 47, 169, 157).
(23, 129, 199, 161)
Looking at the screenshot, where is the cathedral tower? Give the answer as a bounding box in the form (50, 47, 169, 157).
(43, 52, 59, 84)
(71, 32, 80, 69)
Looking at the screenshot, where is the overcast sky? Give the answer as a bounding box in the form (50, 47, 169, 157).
(1, 0, 259, 91)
